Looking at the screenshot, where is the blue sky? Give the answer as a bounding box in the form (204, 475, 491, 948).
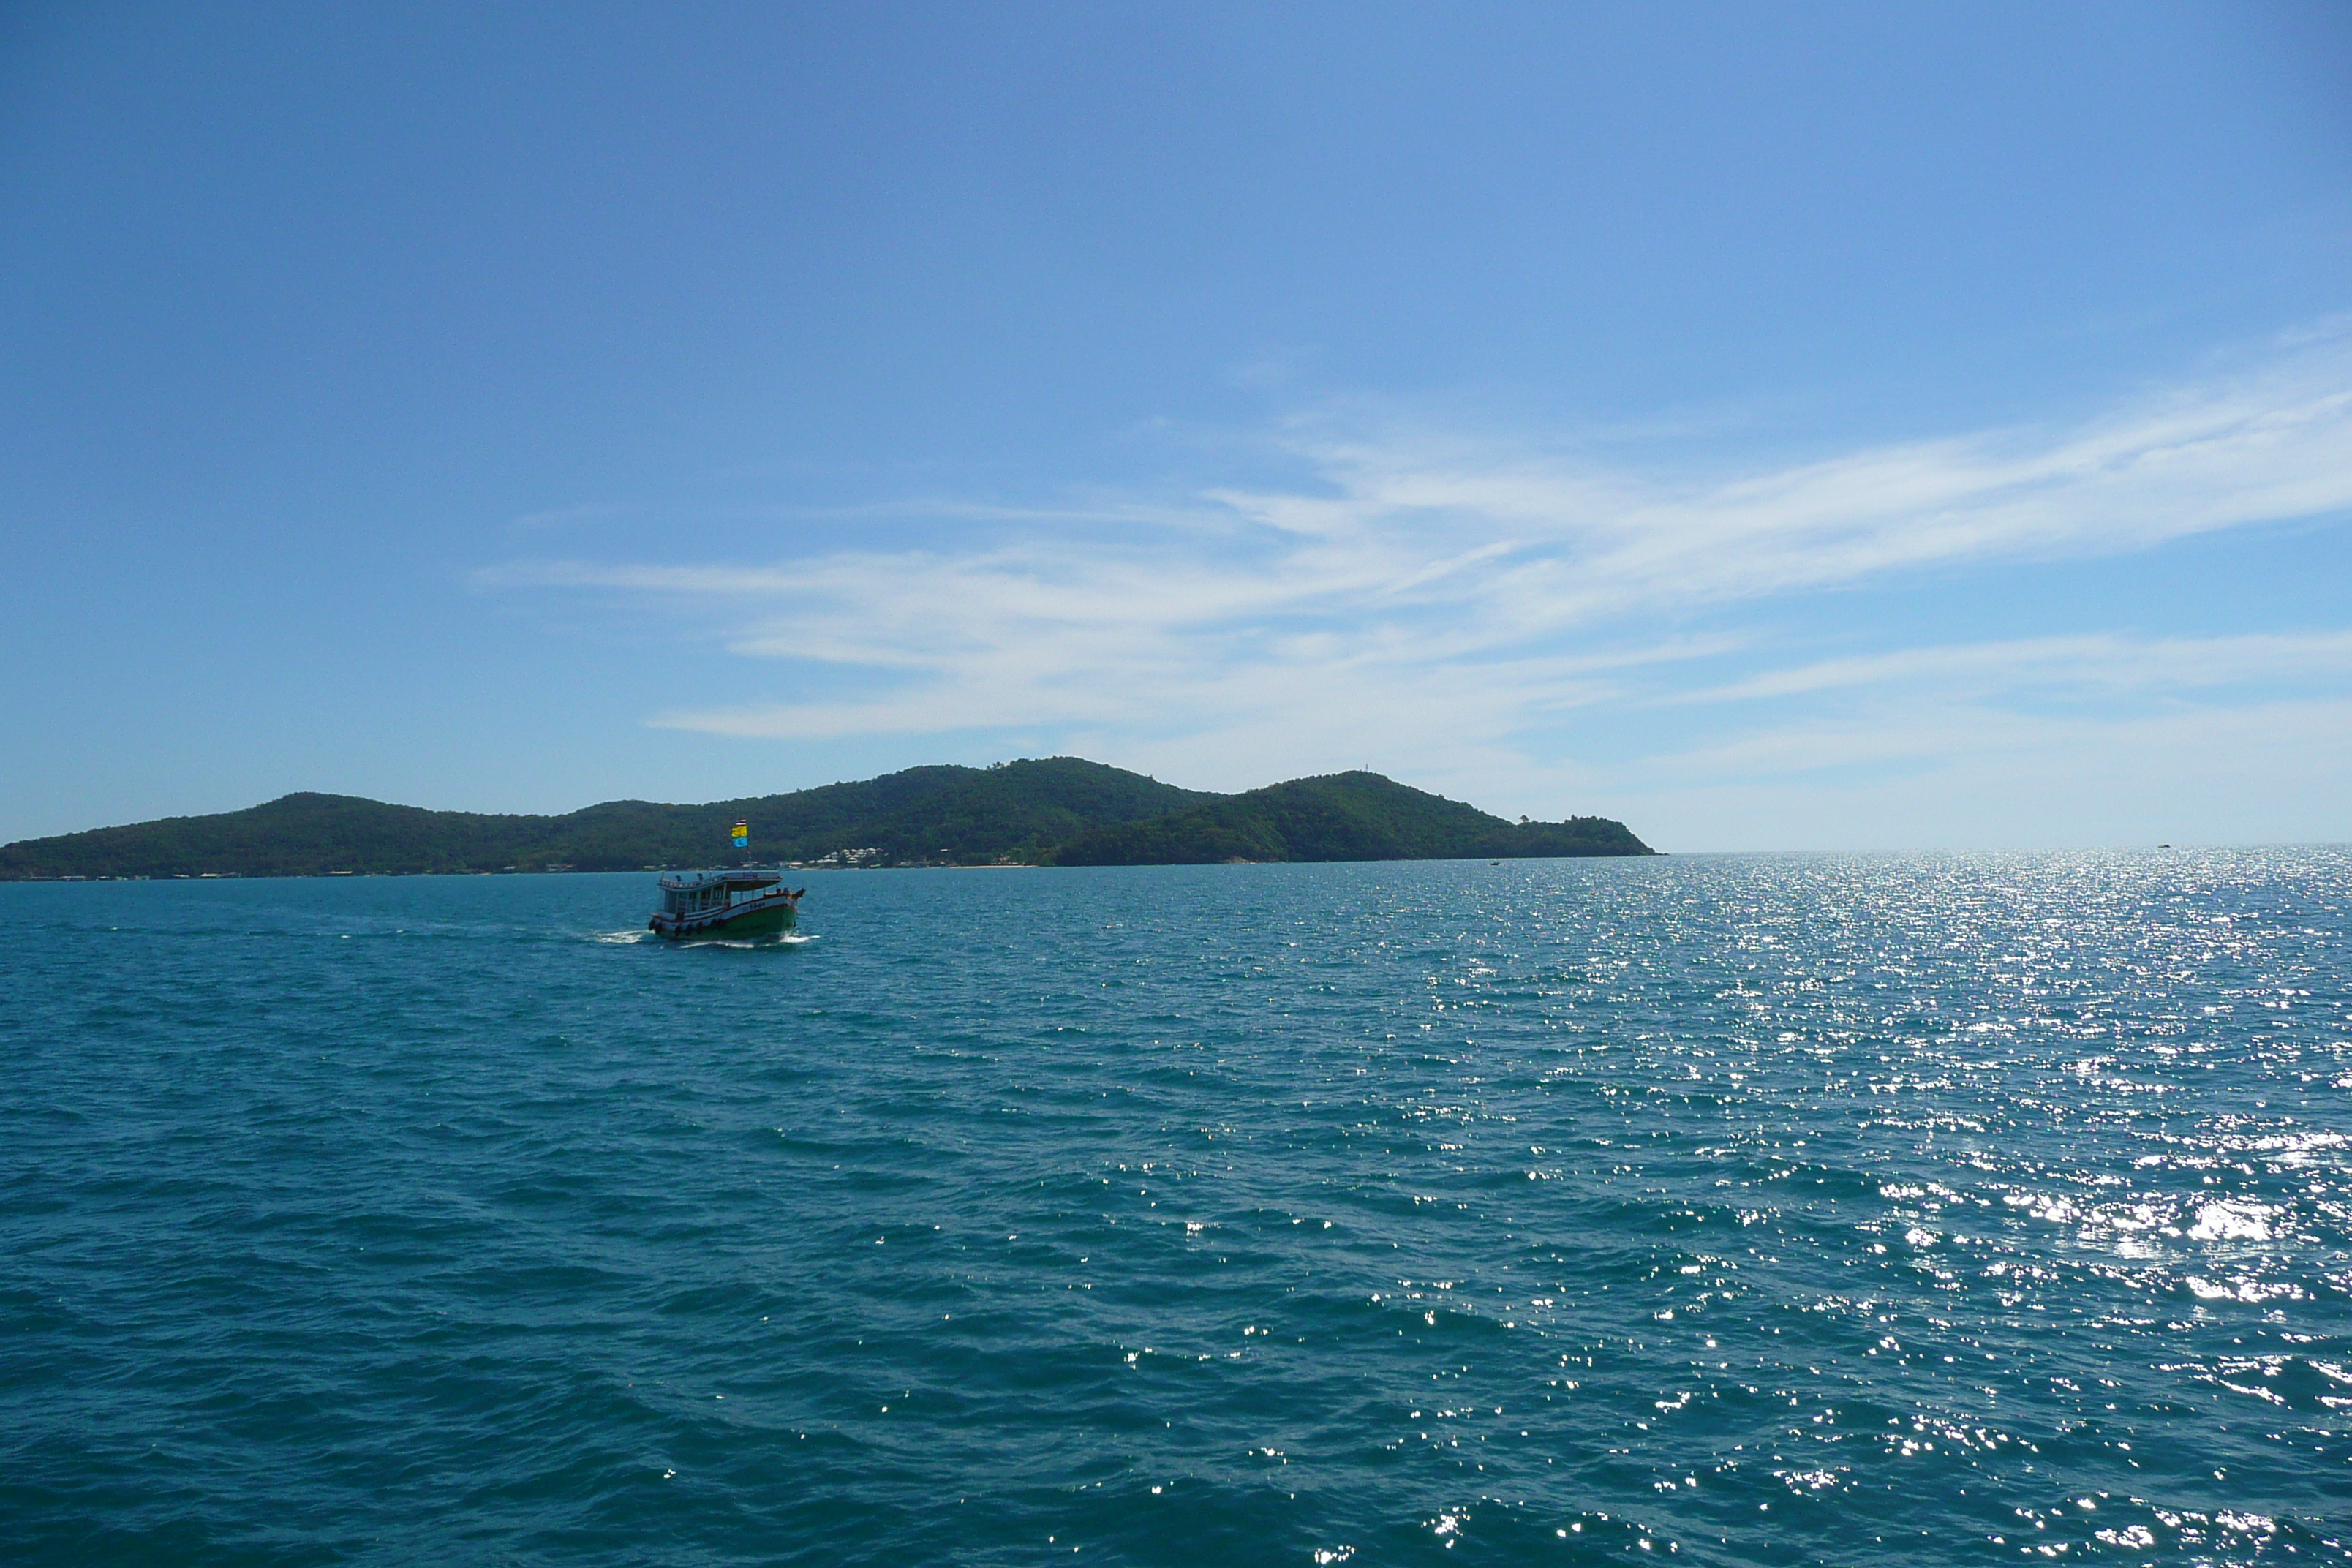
(4, 2, 2348, 849)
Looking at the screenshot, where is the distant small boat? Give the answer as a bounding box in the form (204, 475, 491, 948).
(649, 870, 801, 940)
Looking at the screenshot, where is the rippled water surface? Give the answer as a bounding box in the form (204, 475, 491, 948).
(3, 853, 2348, 1566)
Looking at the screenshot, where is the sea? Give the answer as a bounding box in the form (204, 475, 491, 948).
(2, 852, 2345, 1567)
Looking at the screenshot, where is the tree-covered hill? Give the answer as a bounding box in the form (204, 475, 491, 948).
(1049, 771, 1654, 864)
(0, 760, 1654, 878)
(1049, 775, 1656, 870)
(0, 758, 1211, 878)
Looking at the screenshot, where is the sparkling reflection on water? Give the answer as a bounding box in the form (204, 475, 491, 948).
(1, 850, 2345, 1565)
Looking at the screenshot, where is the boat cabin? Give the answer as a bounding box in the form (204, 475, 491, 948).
(657, 869, 782, 917)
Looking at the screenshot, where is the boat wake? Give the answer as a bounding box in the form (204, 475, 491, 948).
(589, 930, 816, 949)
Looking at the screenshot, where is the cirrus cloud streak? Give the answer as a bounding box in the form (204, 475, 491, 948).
(477, 331, 2352, 836)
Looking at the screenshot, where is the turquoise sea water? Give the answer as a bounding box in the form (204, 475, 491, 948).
(2, 853, 2346, 1566)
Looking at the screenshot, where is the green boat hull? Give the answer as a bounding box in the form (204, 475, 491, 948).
(655, 899, 797, 940)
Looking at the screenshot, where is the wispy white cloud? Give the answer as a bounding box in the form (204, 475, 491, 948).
(1615, 697, 2352, 850)
(1672, 630, 2352, 705)
(1211, 344, 2352, 635)
(477, 331, 2352, 832)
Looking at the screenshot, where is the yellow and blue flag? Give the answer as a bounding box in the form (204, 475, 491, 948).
(732, 819, 750, 851)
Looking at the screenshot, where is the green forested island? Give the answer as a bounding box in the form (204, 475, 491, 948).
(0, 758, 1654, 879)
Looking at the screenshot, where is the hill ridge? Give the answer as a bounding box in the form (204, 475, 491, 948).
(1049, 769, 1652, 865)
(0, 758, 1653, 879)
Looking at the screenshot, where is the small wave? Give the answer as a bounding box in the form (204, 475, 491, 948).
(589, 930, 818, 948)
(2187, 1200, 2274, 1243)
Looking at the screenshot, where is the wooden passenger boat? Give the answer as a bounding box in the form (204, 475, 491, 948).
(648, 870, 801, 940)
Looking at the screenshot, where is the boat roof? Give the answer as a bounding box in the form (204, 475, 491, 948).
(658, 869, 783, 891)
